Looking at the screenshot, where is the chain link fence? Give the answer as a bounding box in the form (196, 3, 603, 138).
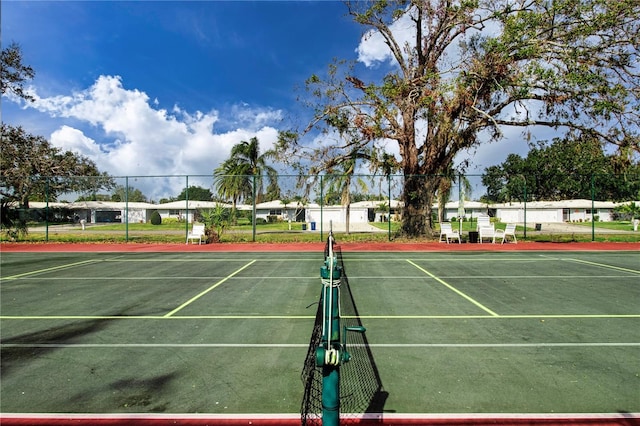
(2, 173, 639, 243)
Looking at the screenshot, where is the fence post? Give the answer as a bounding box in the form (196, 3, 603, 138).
(252, 175, 256, 242)
(125, 176, 129, 242)
(458, 174, 463, 234)
(523, 177, 527, 239)
(45, 177, 49, 242)
(185, 175, 189, 241)
(591, 173, 595, 242)
(320, 175, 324, 241)
(388, 174, 392, 241)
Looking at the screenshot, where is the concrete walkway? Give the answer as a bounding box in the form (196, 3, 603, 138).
(524, 222, 636, 234)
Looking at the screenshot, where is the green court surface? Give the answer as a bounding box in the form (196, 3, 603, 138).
(1, 250, 638, 418)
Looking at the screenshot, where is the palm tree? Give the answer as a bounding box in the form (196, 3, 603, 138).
(213, 137, 280, 223)
(324, 156, 368, 234)
(437, 168, 472, 224)
(213, 158, 250, 224)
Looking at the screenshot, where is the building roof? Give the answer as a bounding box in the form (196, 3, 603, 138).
(351, 199, 402, 208)
(156, 200, 234, 210)
(491, 199, 624, 209)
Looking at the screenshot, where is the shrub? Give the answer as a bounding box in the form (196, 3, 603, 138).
(150, 210, 162, 225)
(205, 227, 220, 243)
(267, 215, 280, 223)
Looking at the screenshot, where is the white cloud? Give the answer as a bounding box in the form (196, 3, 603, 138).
(355, 9, 415, 67)
(15, 75, 282, 200)
(50, 125, 103, 157)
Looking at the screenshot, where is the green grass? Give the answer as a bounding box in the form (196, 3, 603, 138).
(3, 220, 640, 244)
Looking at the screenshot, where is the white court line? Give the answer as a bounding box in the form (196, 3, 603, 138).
(1, 342, 638, 349)
(0, 315, 316, 319)
(10, 274, 634, 282)
(407, 259, 499, 317)
(349, 275, 633, 279)
(102, 258, 321, 262)
(0, 259, 102, 281)
(564, 257, 640, 274)
(13, 276, 319, 280)
(164, 260, 257, 317)
(2, 314, 638, 320)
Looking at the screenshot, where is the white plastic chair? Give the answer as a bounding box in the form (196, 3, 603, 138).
(476, 216, 490, 232)
(495, 223, 517, 244)
(186, 223, 206, 244)
(479, 224, 496, 243)
(439, 222, 461, 244)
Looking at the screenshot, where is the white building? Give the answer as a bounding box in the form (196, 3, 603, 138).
(441, 199, 624, 223)
(26, 201, 156, 224)
(493, 199, 620, 223)
(24, 198, 633, 227)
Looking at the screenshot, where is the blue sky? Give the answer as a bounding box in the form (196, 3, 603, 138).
(2, 0, 530, 200)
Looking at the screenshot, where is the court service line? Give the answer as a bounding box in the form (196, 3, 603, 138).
(407, 260, 499, 317)
(0, 259, 103, 281)
(10, 274, 633, 282)
(564, 258, 640, 275)
(163, 260, 257, 318)
(1, 314, 638, 320)
(346, 314, 640, 319)
(350, 275, 632, 280)
(102, 258, 321, 262)
(0, 315, 315, 320)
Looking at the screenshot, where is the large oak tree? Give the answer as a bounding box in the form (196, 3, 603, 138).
(277, 0, 639, 237)
(1, 42, 35, 102)
(1, 44, 113, 216)
(1, 124, 113, 208)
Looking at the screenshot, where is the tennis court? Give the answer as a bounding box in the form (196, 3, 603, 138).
(1, 244, 639, 425)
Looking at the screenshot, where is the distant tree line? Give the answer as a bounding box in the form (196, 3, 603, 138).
(481, 135, 640, 203)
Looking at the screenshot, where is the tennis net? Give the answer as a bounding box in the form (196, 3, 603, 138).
(300, 231, 387, 425)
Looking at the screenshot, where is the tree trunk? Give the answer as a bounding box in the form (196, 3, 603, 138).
(345, 203, 350, 235)
(400, 174, 438, 238)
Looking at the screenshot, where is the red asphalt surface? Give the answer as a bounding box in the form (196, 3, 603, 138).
(1, 413, 639, 426)
(1, 241, 638, 426)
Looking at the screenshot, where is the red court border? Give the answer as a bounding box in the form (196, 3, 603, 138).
(1, 413, 639, 426)
(2, 241, 638, 426)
